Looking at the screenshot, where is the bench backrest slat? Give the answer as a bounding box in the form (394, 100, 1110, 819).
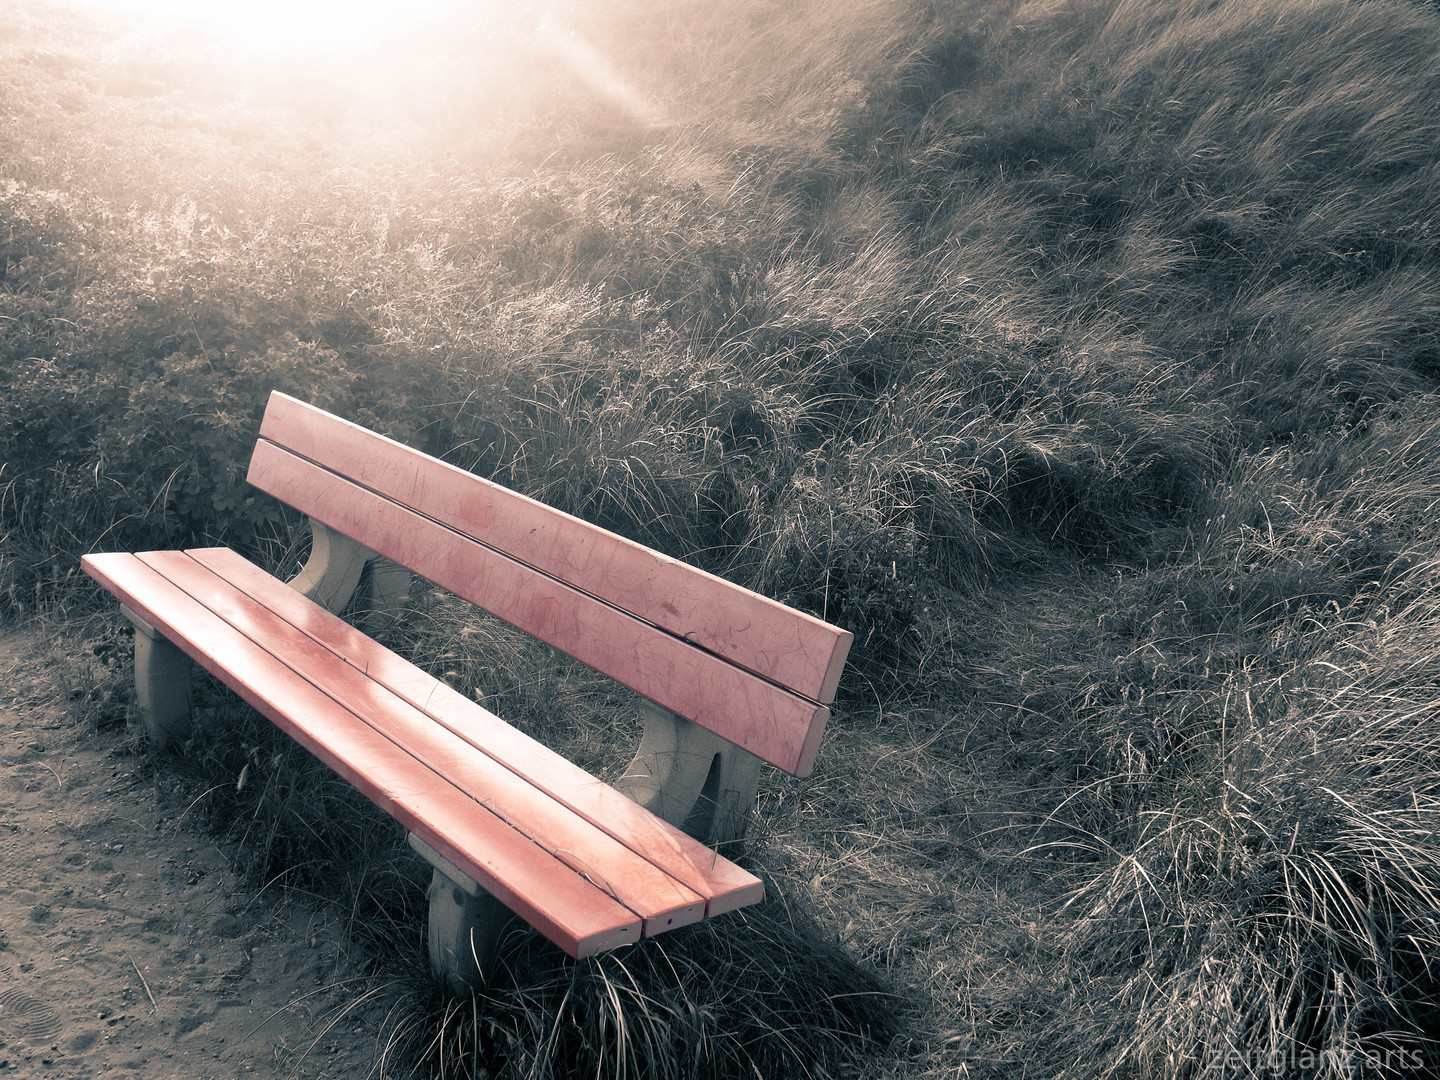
(256, 393, 851, 704)
(248, 434, 832, 776)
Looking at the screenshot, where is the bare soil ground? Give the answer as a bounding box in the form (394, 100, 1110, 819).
(0, 630, 395, 1079)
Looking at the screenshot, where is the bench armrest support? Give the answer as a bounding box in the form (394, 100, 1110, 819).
(288, 519, 373, 614)
(616, 702, 763, 846)
(289, 519, 410, 628)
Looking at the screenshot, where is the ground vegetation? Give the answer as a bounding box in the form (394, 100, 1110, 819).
(5, 0, 1440, 1075)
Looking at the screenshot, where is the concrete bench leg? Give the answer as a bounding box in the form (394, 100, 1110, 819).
(408, 834, 516, 993)
(358, 556, 410, 631)
(616, 701, 762, 845)
(288, 519, 410, 630)
(121, 605, 193, 749)
(288, 519, 372, 614)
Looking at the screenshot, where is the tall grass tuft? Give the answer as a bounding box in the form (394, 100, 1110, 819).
(382, 896, 900, 1080)
(1052, 601, 1440, 1077)
(1006, 408, 1440, 1076)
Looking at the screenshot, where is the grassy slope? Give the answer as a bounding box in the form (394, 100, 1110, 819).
(5, 0, 1440, 1076)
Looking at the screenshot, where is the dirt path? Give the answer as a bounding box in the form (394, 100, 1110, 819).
(0, 630, 396, 1079)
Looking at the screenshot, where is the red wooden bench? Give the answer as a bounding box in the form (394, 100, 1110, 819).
(81, 392, 852, 991)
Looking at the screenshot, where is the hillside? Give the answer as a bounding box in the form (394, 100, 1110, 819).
(4, 0, 1440, 1076)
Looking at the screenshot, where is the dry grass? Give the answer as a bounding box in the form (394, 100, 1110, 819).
(8, 0, 1440, 1075)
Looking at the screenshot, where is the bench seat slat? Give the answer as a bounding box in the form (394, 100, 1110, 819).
(81, 551, 643, 959)
(188, 546, 764, 917)
(248, 441, 830, 776)
(257, 392, 851, 704)
(135, 549, 709, 937)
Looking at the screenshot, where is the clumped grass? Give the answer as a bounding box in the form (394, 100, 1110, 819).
(10, 0, 1440, 1075)
(381, 897, 900, 1080)
(1057, 659, 1440, 1077)
(991, 408, 1440, 1076)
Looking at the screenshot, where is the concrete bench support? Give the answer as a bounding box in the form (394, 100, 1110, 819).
(409, 833, 517, 993)
(289, 519, 411, 627)
(122, 605, 193, 749)
(618, 702, 763, 846)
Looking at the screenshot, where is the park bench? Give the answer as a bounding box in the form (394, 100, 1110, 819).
(80, 391, 852, 991)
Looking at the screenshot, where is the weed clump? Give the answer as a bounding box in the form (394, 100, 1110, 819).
(383, 897, 900, 1080)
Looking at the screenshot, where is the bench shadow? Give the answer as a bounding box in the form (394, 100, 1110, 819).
(380, 883, 905, 1080)
(105, 643, 901, 1079)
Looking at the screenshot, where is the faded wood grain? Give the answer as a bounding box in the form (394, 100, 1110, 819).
(257, 392, 852, 704)
(138, 549, 707, 936)
(80, 551, 642, 958)
(246, 442, 831, 776)
(187, 545, 765, 915)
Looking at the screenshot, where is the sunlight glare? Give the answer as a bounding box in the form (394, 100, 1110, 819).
(537, 13, 664, 128)
(70, 0, 481, 61)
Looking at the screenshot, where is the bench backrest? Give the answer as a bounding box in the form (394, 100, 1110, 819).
(247, 392, 852, 777)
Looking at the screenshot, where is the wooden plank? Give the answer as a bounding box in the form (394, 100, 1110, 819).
(247, 441, 831, 776)
(80, 552, 642, 958)
(137, 549, 707, 937)
(256, 392, 852, 704)
(187, 546, 765, 916)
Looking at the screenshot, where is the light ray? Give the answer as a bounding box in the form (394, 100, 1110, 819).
(537, 14, 664, 127)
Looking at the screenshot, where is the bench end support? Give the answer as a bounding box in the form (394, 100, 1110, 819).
(289, 519, 410, 628)
(616, 702, 763, 846)
(288, 520, 372, 614)
(122, 605, 194, 749)
(408, 834, 517, 993)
